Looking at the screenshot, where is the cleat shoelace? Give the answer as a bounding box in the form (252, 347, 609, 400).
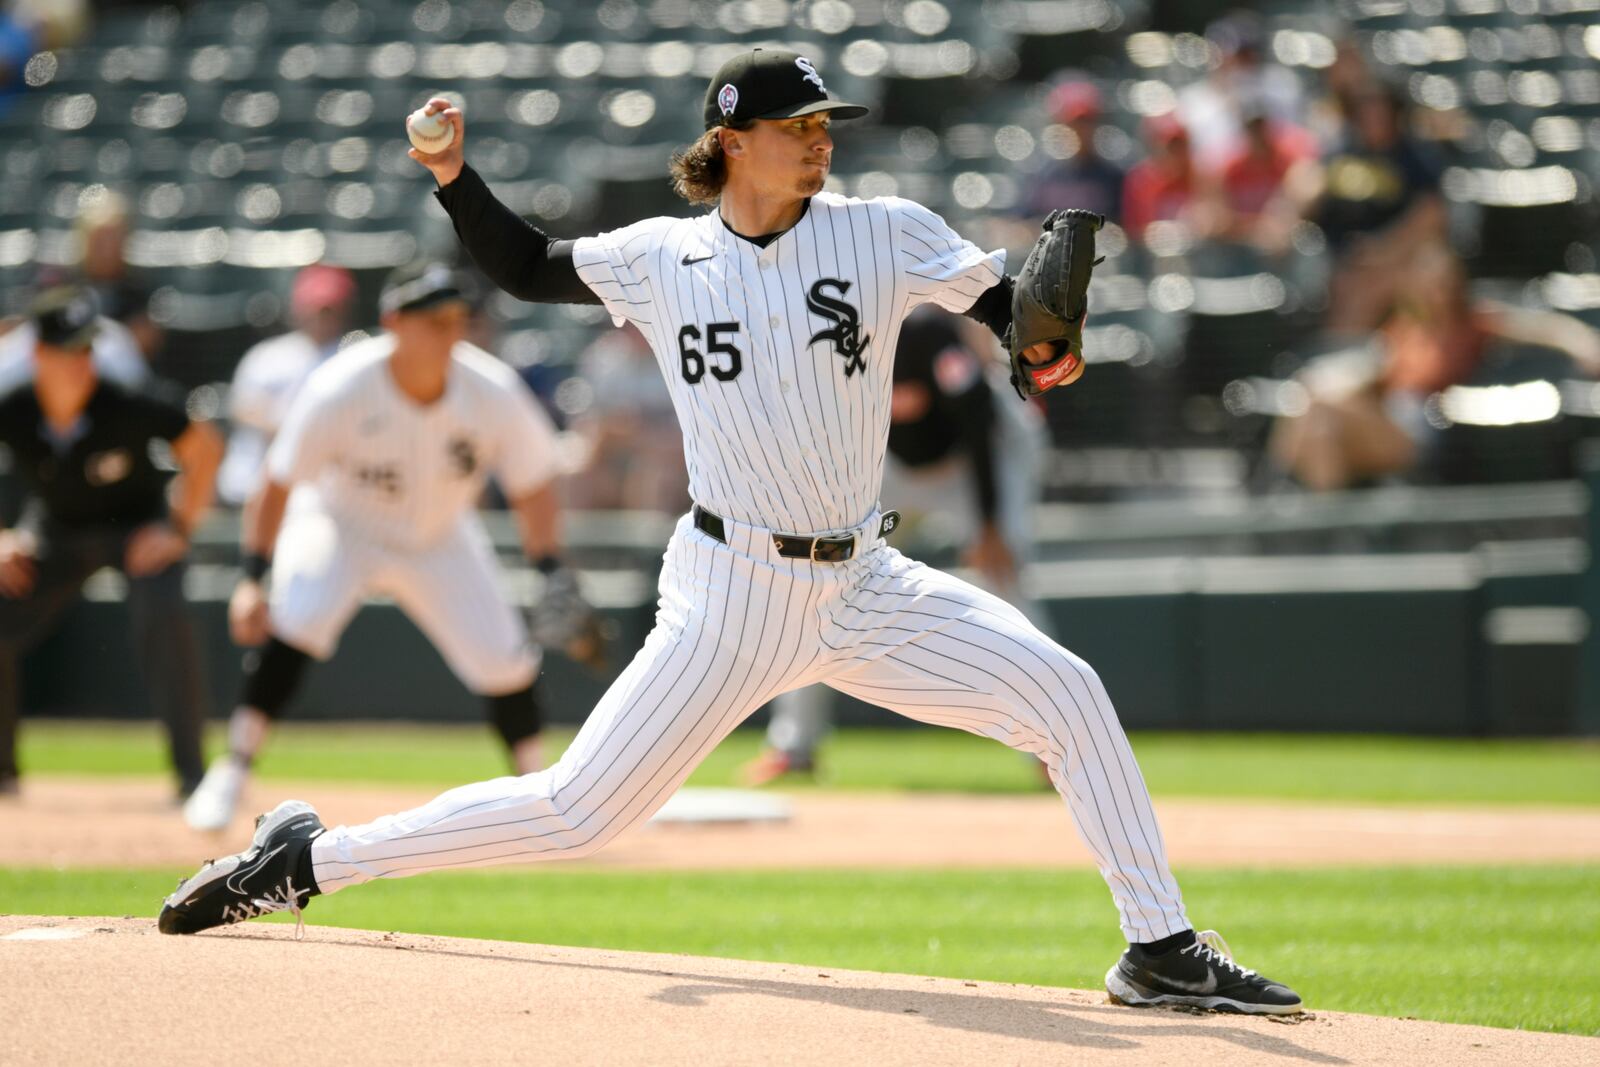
(219, 876, 309, 941)
(1181, 930, 1257, 980)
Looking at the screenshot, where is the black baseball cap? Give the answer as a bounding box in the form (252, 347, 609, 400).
(30, 285, 100, 350)
(379, 261, 468, 315)
(703, 48, 868, 131)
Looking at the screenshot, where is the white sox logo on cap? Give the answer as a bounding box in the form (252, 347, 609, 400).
(718, 83, 738, 117)
(795, 57, 825, 91)
(65, 296, 95, 330)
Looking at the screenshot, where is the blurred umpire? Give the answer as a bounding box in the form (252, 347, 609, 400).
(0, 286, 222, 798)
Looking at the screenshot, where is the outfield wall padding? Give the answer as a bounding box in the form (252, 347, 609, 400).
(22, 550, 1585, 735)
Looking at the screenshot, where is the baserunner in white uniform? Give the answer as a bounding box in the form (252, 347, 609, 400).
(160, 51, 1303, 1015)
(182, 263, 570, 831)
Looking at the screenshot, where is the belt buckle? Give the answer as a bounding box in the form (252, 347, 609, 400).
(811, 535, 854, 563)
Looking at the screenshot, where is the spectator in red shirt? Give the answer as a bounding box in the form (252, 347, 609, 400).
(1203, 102, 1320, 254)
(1268, 243, 1600, 490)
(1123, 113, 1197, 244)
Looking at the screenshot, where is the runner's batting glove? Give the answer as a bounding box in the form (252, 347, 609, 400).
(526, 566, 608, 671)
(1005, 208, 1104, 399)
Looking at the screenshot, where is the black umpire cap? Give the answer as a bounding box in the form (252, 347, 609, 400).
(703, 48, 868, 130)
(30, 285, 101, 350)
(379, 261, 470, 315)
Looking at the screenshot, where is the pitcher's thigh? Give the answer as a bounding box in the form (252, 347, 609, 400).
(824, 560, 1117, 759)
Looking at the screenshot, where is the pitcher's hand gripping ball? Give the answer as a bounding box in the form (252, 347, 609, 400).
(407, 106, 455, 154)
(526, 566, 607, 671)
(1006, 208, 1104, 398)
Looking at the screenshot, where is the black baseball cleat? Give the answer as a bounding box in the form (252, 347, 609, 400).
(158, 799, 324, 937)
(1106, 930, 1303, 1015)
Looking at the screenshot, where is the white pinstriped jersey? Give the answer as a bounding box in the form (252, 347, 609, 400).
(265, 334, 558, 551)
(571, 193, 1005, 535)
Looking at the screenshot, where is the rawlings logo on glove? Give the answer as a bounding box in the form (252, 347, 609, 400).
(1005, 208, 1104, 399)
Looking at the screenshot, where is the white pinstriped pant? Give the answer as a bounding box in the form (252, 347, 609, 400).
(311, 510, 1190, 942)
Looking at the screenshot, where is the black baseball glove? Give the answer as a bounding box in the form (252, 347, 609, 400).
(526, 566, 607, 671)
(1005, 208, 1104, 398)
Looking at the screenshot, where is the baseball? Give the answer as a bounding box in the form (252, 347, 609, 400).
(407, 106, 455, 154)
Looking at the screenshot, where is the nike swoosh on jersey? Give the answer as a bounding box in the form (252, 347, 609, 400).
(224, 843, 286, 895)
(681, 253, 715, 265)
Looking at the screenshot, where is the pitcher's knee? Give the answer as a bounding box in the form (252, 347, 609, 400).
(1043, 641, 1111, 701)
(522, 780, 651, 860)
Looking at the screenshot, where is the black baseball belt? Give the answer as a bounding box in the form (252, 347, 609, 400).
(693, 505, 900, 563)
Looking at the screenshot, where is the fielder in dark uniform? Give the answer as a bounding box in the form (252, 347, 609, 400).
(0, 287, 223, 798)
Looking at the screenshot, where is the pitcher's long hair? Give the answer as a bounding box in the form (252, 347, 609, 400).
(669, 124, 750, 205)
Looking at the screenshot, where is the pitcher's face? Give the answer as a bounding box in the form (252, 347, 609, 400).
(729, 113, 835, 199)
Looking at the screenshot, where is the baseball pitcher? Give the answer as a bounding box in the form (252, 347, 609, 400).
(160, 50, 1301, 1016)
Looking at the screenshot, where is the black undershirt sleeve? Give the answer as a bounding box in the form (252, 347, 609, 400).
(433, 164, 602, 305)
(962, 275, 1014, 342)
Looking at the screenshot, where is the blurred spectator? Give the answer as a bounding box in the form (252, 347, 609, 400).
(67, 189, 164, 361)
(1306, 37, 1376, 150)
(0, 286, 222, 799)
(1177, 11, 1307, 171)
(1267, 245, 1600, 490)
(217, 265, 355, 506)
(564, 324, 688, 513)
(9, 0, 88, 50)
(1123, 113, 1198, 244)
(1020, 78, 1124, 224)
(1288, 82, 1448, 335)
(1199, 99, 1319, 255)
(0, 4, 35, 119)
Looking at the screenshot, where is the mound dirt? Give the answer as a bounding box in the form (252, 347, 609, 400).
(2, 916, 1593, 1067)
(5, 776, 1600, 871)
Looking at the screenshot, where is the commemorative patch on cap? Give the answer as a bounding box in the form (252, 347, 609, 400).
(718, 83, 738, 118)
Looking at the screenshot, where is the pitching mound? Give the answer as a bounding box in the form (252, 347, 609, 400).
(4, 917, 1594, 1066)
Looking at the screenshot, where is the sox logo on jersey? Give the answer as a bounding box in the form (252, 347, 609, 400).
(806, 278, 871, 378)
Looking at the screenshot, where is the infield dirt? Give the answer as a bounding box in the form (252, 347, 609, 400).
(2, 775, 1598, 870)
(3, 916, 1595, 1066)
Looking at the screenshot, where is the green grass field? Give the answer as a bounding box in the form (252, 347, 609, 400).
(9, 722, 1600, 1035)
(17, 720, 1600, 805)
(4, 864, 1596, 1035)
